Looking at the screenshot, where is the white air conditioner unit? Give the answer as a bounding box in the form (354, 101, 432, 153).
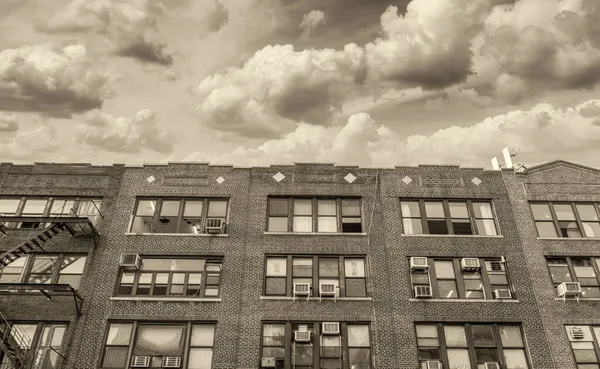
(293, 283, 311, 296)
(557, 282, 582, 297)
(131, 356, 150, 368)
(569, 326, 585, 340)
(205, 218, 225, 234)
(319, 283, 337, 297)
(162, 356, 181, 368)
(261, 357, 276, 368)
(321, 322, 340, 335)
(414, 286, 432, 298)
(410, 257, 429, 271)
(485, 260, 505, 272)
(484, 363, 500, 369)
(426, 361, 442, 369)
(294, 330, 311, 342)
(461, 258, 481, 271)
(119, 254, 141, 270)
(493, 289, 512, 299)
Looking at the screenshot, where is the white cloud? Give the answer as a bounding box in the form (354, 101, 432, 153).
(187, 99, 600, 168)
(0, 125, 60, 161)
(39, 0, 173, 65)
(0, 113, 18, 132)
(300, 10, 327, 39)
(76, 109, 174, 154)
(0, 43, 110, 117)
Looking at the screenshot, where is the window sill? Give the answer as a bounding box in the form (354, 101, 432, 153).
(401, 234, 503, 238)
(539, 237, 600, 240)
(260, 296, 372, 301)
(125, 233, 228, 237)
(554, 297, 600, 301)
(409, 298, 519, 303)
(263, 232, 367, 236)
(110, 296, 222, 302)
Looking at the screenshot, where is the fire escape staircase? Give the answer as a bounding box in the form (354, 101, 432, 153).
(0, 312, 32, 369)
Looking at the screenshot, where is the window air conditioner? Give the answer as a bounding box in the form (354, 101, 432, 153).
(131, 356, 150, 368)
(485, 260, 505, 272)
(426, 361, 442, 369)
(319, 283, 336, 297)
(569, 326, 585, 340)
(557, 282, 582, 297)
(460, 258, 481, 271)
(410, 257, 429, 271)
(294, 330, 311, 342)
(293, 283, 311, 296)
(321, 322, 340, 335)
(119, 254, 141, 270)
(205, 218, 225, 234)
(484, 363, 500, 369)
(414, 286, 432, 298)
(162, 356, 181, 368)
(493, 289, 512, 299)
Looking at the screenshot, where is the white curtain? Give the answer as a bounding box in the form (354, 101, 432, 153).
(266, 258, 287, 276)
(188, 348, 213, 369)
(504, 349, 529, 369)
(318, 217, 337, 232)
(294, 217, 312, 232)
(345, 259, 365, 278)
(447, 349, 471, 369)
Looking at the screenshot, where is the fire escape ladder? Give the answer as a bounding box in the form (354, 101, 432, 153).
(0, 312, 32, 369)
(0, 223, 69, 269)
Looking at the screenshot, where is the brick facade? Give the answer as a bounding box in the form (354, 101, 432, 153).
(0, 160, 598, 369)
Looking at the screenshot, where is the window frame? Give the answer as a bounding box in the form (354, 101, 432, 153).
(0, 321, 68, 368)
(0, 196, 103, 228)
(565, 324, 600, 368)
(266, 197, 363, 233)
(263, 255, 369, 298)
(530, 201, 600, 238)
(546, 256, 600, 298)
(129, 197, 229, 235)
(415, 322, 531, 369)
(113, 256, 224, 298)
(400, 199, 499, 236)
(0, 253, 88, 290)
(409, 257, 513, 300)
(99, 320, 216, 369)
(259, 321, 372, 369)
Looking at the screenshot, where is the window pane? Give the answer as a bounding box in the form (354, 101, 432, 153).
(318, 217, 337, 232)
(293, 259, 313, 277)
(345, 259, 365, 278)
(318, 200, 337, 216)
(265, 278, 286, 295)
(22, 199, 47, 215)
(50, 199, 75, 215)
(266, 258, 287, 276)
(141, 259, 172, 271)
(135, 200, 156, 216)
(411, 273, 429, 284)
(447, 348, 471, 369)
(342, 199, 361, 216)
(476, 219, 497, 235)
(319, 259, 339, 277)
(191, 325, 215, 346)
(449, 202, 469, 218)
(160, 201, 180, 216)
(348, 348, 371, 368)
(207, 200, 227, 217)
(348, 325, 370, 346)
(134, 325, 185, 355)
(554, 204, 576, 220)
(531, 204, 552, 220)
(471, 325, 495, 346)
(473, 202, 493, 218)
(581, 287, 600, 298)
(577, 205, 599, 221)
(102, 346, 129, 368)
(60, 256, 86, 274)
(188, 348, 213, 369)
(425, 202, 444, 218)
(583, 222, 600, 238)
(434, 261, 455, 279)
(416, 325, 438, 339)
(444, 326, 467, 347)
(574, 266, 597, 279)
(345, 279, 367, 297)
(438, 280, 458, 299)
(428, 219, 448, 234)
(268, 217, 288, 232)
(171, 259, 205, 271)
(269, 199, 288, 216)
(293, 217, 312, 232)
(403, 219, 423, 234)
(401, 201, 420, 217)
(475, 348, 498, 362)
(294, 199, 312, 215)
(500, 326, 524, 347)
(0, 198, 20, 215)
(182, 200, 203, 217)
(536, 222, 558, 237)
(263, 324, 285, 346)
(453, 219, 473, 235)
(106, 323, 133, 345)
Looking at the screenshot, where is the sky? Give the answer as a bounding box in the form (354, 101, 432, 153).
(1, 0, 600, 169)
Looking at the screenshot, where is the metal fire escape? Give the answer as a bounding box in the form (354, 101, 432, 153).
(0, 205, 102, 369)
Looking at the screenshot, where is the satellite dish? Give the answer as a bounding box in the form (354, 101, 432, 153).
(491, 157, 500, 171)
(502, 147, 513, 169)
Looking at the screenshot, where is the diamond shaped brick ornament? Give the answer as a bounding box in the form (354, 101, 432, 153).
(273, 172, 285, 182)
(471, 177, 482, 186)
(216, 176, 225, 184)
(344, 173, 357, 183)
(402, 176, 412, 185)
(146, 175, 156, 183)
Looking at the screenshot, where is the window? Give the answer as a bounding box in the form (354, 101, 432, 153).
(116, 257, 223, 298)
(0, 254, 87, 290)
(565, 325, 600, 369)
(101, 321, 215, 369)
(409, 257, 512, 300)
(267, 197, 363, 233)
(0, 197, 102, 229)
(531, 202, 600, 238)
(547, 257, 600, 298)
(0, 322, 67, 369)
(129, 198, 228, 234)
(400, 199, 498, 235)
(416, 323, 530, 369)
(264, 256, 367, 297)
(261, 322, 371, 369)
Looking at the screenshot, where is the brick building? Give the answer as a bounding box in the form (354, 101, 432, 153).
(0, 160, 598, 369)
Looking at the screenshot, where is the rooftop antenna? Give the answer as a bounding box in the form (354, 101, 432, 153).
(491, 147, 527, 172)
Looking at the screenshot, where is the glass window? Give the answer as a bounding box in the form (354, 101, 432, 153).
(449, 202, 472, 235)
(189, 325, 215, 369)
(401, 201, 423, 235)
(293, 199, 313, 233)
(131, 200, 156, 233)
(0, 198, 21, 215)
(434, 260, 457, 299)
(317, 200, 337, 233)
(265, 258, 287, 295)
(22, 199, 47, 216)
